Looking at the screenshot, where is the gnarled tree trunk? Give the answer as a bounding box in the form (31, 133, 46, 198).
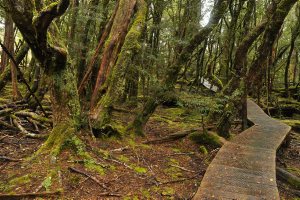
(90, 0, 147, 131)
(3, 0, 80, 156)
(90, 0, 137, 109)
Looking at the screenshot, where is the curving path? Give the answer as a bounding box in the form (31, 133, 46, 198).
(193, 99, 291, 200)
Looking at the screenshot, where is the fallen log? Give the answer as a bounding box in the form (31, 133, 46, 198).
(276, 167, 300, 189)
(144, 129, 201, 144)
(0, 191, 61, 200)
(0, 156, 22, 162)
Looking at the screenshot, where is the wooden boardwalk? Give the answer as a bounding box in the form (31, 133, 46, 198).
(193, 100, 291, 200)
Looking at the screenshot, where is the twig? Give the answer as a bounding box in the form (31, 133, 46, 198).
(106, 157, 133, 170)
(0, 108, 13, 116)
(169, 164, 196, 173)
(26, 117, 39, 131)
(165, 152, 195, 157)
(110, 146, 129, 152)
(0, 156, 22, 162)
(158, 175, 198, 185)
(0, 135, 8, 142)
(0, 191, 61, 200)
(25, 133, 49, 139)
(98, 192, 122, 197)
(68, 167, 109, 190)
(144, 129, 200, 144)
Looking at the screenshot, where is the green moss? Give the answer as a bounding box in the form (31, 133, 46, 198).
(52, 63, 81, 126)
(281, 119, 300, 130)
(133, 166, 147, 174)
(161, 187, 175, 196)
(84, 160, 105, 175)
(199, 145, 208, 155)
(189, 132, 222, 148)
(287, 166, 300, 177)
(42, 176, 52, 192)
(0, 181, 6, 192)
(35, 121, 75, 157)
(118, 155, 130, 163)
(9, 175, 31, 186)
(63, 136, 105, 175)
(141, 189, 151, 199)
(152, 114, 174, 125)
(164, 159, 182, 179)
(5, 174, 31, 191)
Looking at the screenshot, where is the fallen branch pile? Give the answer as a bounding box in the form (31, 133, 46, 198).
(0, 100, 52, 138)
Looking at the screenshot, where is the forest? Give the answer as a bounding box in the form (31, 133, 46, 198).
(0, 0, 299, 199)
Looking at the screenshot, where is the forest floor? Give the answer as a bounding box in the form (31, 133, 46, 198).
(0, 105, 220, 199)
(0, 89, 299, 199)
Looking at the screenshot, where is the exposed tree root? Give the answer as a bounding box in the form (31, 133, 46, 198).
(143, 129, 202, 144)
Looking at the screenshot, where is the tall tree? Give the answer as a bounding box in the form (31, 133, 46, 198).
(90, 0, 147, 130)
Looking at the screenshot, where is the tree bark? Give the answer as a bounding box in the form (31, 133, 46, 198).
(90, 0, 147, 130)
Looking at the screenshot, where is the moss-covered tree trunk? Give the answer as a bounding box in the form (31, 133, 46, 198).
(284, 4, 300, 97)
(90, 0, 147, 131)
(90, 0, 137, 109)
(3, 0, 80, 156)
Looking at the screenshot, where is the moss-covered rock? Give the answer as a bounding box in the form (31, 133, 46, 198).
(189, 132, 222, 148)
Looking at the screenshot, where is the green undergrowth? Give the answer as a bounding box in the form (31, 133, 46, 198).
(189, 131, 222, 148)
(163, 158, 183, 179)
(62, 136, 106, 175)
(281, 119, 300, 130)
(0, 174, 31, 193)
(287, 166, 300, 177)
